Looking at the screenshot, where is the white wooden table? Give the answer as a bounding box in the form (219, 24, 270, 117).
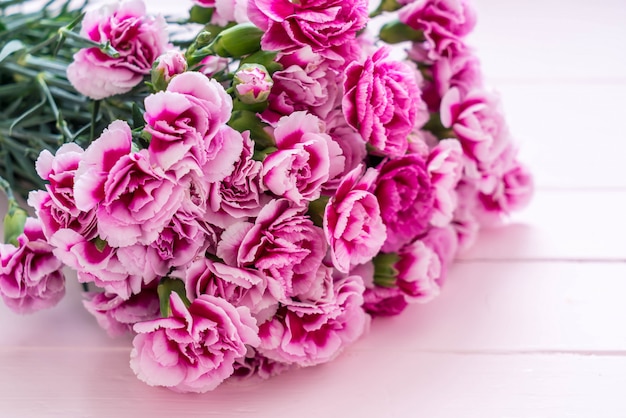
(1, 0, 626, 416)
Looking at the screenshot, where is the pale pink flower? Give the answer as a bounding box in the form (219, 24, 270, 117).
(130, 293, 260, 393)
(324, 165, 386, 273)
(258, 273, 369, 367)
(152, 50, 187, 84)
(145, 71, 236, 174)
(343, 47, 422, 157)
(427, 139, 463, 227)
(248, 0, 369, 60)
(67, 0, 168, 99)
(193, 0, 249, 25)
(217, 199, 327, 300)
(0, 218, 65, 314)
(83, 289, 160, 337)
(373, 154, 435, 253)
(184, 258, 280, 323)
(205, 133, 270, 228)
(261, 112, 344, 205)
(29, 143, 97, 240)
(263, 46, 341, 123)
(97, 149, 185, 247)
(399, 0, 476, 60)
(395, 239, 443, 303)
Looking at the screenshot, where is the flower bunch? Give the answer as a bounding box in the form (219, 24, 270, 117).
(0, 0, 532, 392)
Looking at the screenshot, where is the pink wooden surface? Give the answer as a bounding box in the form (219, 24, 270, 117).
(2, 0, 626, 416)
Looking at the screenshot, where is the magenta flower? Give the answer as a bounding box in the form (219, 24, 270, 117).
(248, 0, 369, 59)
(363, 285, 408, 317)
(258, 273, 369, 367)
(399, 0, 476, 60)
(0, 218, 65, 314)
(67, 0, 168, 99)
(324, 165, 386, 273)
(261, 111, 344, 205)
(440, 87, 510, 166)
(343, 47, 422, 157)
(374, 154, 435, 253)
(130, 293, 260, 393)
(217, 199, 327, 300)
(395, 239, 443, 303)
(83, 289, 160, 337)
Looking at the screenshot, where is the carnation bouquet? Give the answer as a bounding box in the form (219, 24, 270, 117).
(0, 0, 533, 392)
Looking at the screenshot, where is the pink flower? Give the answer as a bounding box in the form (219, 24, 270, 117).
(67, 0, 168, 99)
(395, 239, 442, 303)
(83, 289, 160, 337)
(374, 154, 435, 253)
(324, 165, 386, 273)
(399, 0, 476, 60)
(477, 159, 534, 224)
(261, 112, 344, 205)
(234, 64, 273, 104)
(440, 87, 510, 166)
(343, 47, 422, 157)
(0, 218, 65, 314)
(427, 139, 463, 227)
(217, 199, 327, 300)
(193, 0, 249, 25)
(29, 143, 97, 240)
(130, 293, 260, 393)
(258, 273, 369, 367)
(232, 350, 292, 380)
(263, 47, 341, 123)
(145, 71, 236, 174)
(149, 211, 210, 270)
(363, 285, 408, 317)
(248, 0, 369, 59)
(152, 50, 188, 85)
(97, 149, 185, 247)
(205, 133, 269, 228)
(184, 258, 280, 323)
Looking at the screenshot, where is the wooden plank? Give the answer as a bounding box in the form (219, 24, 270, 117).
(0, 348, 624, 418)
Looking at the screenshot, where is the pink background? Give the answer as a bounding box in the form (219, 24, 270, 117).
(2, 0, 626, 416)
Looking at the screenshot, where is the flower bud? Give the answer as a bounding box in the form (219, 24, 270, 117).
(151, 50, 188, 91)
(233, 64, 273, 104)
(210, 23, 263, 57)
(379, 20, 425, 44)
(372, 252, 400, 288)
(3, 201, 28, 246)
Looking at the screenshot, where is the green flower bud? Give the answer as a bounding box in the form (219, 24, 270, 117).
(210, 23, 263, 57)
(372, 252, 400, 288)
(3, 200, 27, 246)
(379, 20, 425, 44)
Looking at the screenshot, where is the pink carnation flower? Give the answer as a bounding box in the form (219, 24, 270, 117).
(145, 71, 238, 178)
(29, 143, 97, 241)
(374, 154, 435, 253)
(427, 139, 463, 227)
(258, 273, 370, 367)
(343, 47, 422, 157)
(0, 218, 65, 314)
(261, 112, 345, 205)
(217, 199, 327, 300)
(67, 0, 168, 99)
(83, 289, 160, 337)
(248, 0, 369, 59)
(324, 165, 386, 273)
(399, 0, 476, 60)
(130, 293, 260, 393)
(193, 0, 249, 26)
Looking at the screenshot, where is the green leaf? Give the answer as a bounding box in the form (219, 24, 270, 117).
(0, 40, 24, 64)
